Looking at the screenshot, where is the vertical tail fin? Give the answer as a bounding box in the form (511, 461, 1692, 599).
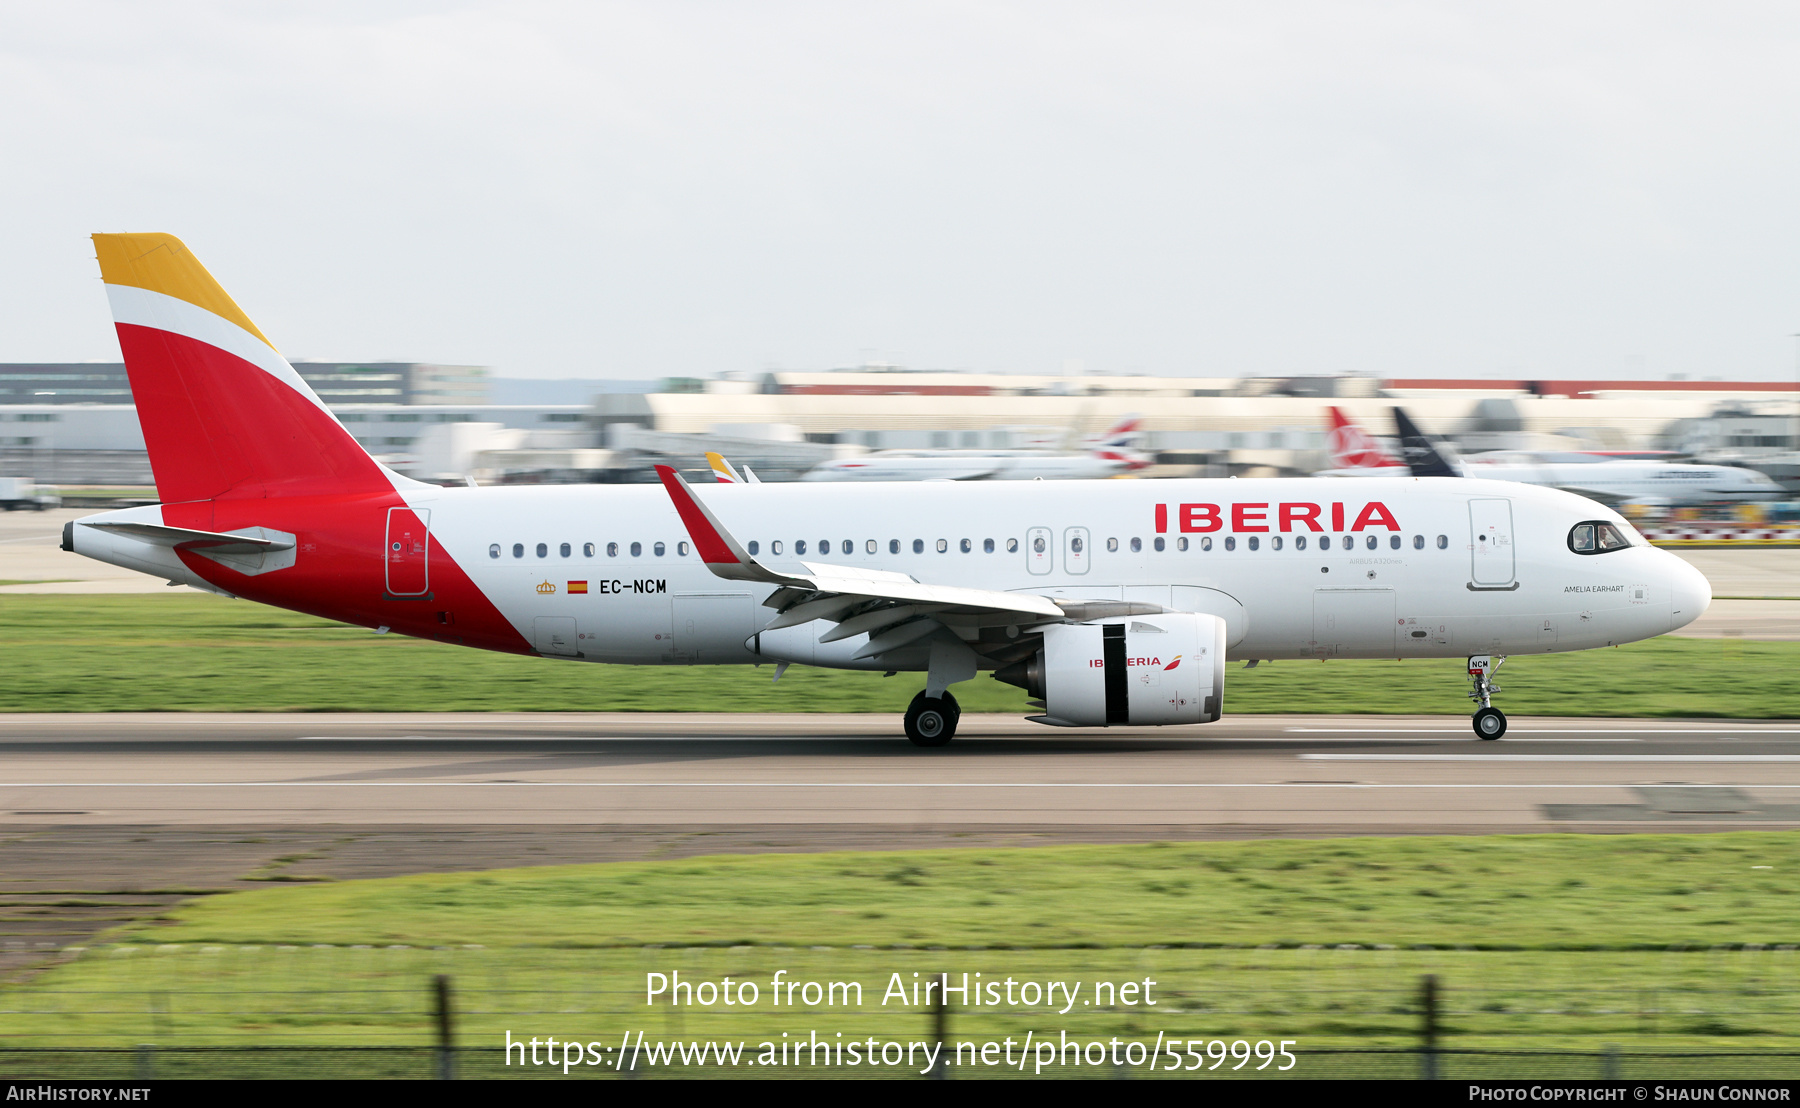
(706, 451, 744, 483)
(1391, 407, 1462, 478)
(1324, 406, 1401, 470)
(93, 233, 402, 503)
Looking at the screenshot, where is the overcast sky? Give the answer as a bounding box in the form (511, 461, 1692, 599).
(4, 2, 1799, 380)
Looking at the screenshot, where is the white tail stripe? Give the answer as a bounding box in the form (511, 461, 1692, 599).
(104, 283, 426, 494)
(104, 284, 335, 419)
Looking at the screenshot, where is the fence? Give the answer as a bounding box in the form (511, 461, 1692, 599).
(7, 946, 1800, 1079)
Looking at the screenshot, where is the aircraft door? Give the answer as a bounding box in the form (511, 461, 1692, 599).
(384, 507, 430, 596)
(1064, 527, 1090, 575)
(1469, 498, 1516, 588)
(1312, 589, 1397, 656)
(1026, 527, 1052, 575)
(672, 592, 757, 662)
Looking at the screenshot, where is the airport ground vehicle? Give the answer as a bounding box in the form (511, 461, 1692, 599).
(64, 234, 1711, 744)
(0, 478, 58, 511)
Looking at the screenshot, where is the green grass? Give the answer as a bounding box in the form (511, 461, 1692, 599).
(7, 834, 1800, 1062)
(0, 593, 1793, 715)
(101, 833, 1800, 951)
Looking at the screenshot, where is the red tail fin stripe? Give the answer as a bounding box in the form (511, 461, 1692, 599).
(105, 284, 335, 417)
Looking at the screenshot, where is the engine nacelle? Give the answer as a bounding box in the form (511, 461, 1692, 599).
(1000, 613, 1225, 726)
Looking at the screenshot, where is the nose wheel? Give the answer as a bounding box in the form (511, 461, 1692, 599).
(905, 690, 960, 747)
(1467, 655, 1507, 740)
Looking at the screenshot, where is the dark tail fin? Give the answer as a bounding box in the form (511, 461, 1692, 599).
(1391, 407, 1460, 478)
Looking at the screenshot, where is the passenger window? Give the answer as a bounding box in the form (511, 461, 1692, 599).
(1107, 537, 1119, 552)
(960, 538, 972, 553)
(1318, 536, 1331, 551)
(796, 540, 808, 555)
(1389, 535, 1401, 550)
(1248, 536, 1260, 551)
(677, 542, 689, 556)
(1032, 536, 1046, 554)
(1201, 536, 1213, 552)
(866, 540, 877, 554)
(983, 538, 995, 553)
(843, 540, 854, 555)
(1130, 537, 1142, 553)
(560, 542, 571, 557)
(1270, 536, 1282, 551)
(536, 543, 548, 558)
(653, 542, 665, 557)
(1176, 537, 1189, 552)
(772, 540, 784, 555)
(748, 541, 760, 556)
(1153, 537, 1165, 552)
(607, 542, 618, 558)
(890, 539, 900, 554)
(1071, 536, 1084, 554)
(1364, 535, 1377, 550)
(936, 539, 948, 553)
(1224, 536, 1236, 551)
(1412, 535, 1424, 550)
(630, 542, 642, 557)
(1007, 538, 1019, 553)
(914, 539, 925, 554)
(512, 543, 524, 559)
(1295, 535, 1307, 551)
(1437, 534, 1448, 549)
(819, 540, 829, 554)
(583, 542, 595, 557)
(489, 543, 500, 559)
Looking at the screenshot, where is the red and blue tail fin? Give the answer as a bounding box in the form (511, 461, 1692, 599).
(93, 233, 405, 503)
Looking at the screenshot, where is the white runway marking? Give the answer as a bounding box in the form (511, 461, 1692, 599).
(1286, 728, 1800, 736)
(6, 781, 1800, 789)
(1301, 754, 1800, 763)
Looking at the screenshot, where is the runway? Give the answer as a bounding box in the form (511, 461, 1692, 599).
(6, 712, 1800, 832)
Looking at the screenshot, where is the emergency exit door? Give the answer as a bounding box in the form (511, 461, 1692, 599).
(384, 507, 430, 595)
(1468, 498, 1516, 588)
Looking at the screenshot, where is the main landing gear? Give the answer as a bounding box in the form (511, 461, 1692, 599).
(905, 690, 961, 747)
(1467, 655, 1507, 740)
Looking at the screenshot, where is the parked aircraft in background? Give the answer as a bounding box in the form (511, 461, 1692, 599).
(1317, 407, 1458, 478)
(1323, 407, 1780, 507)
(707, 452, 760, 485)
(66, 234, 1710, 747)
(1458, 450, 1784, 507)
(801, 417, 1152, 482)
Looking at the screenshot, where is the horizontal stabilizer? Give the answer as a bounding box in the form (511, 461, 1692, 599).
(84, 520, 295, 556)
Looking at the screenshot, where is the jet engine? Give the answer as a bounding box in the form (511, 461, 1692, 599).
(996, 613, 1225, 726)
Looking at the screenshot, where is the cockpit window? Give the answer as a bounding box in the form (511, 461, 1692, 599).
(1568, 520, 1631, 555)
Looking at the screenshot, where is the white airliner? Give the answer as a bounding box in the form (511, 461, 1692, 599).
(801, 417, 1151, 482)
(1325, 407, 1784, 507)
(65, 234, 1712, 745)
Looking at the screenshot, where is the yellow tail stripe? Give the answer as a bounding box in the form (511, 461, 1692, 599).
(92, 233, 273, 349)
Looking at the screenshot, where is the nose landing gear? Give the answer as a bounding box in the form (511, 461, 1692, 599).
(1467, 655, 1507, 740)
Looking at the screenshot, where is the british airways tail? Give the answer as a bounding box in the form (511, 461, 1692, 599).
(93, 233, 415, 503)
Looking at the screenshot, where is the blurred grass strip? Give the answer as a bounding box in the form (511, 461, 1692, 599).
(0, 593, 1793, 716)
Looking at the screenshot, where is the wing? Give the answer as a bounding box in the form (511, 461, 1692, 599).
(654, 465, 1156, 663)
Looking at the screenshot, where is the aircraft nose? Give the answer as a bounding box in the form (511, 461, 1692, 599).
(1667, 554, 1712, 633)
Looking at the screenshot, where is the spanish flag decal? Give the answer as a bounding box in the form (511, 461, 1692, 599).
(568, 581, 589, 594)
